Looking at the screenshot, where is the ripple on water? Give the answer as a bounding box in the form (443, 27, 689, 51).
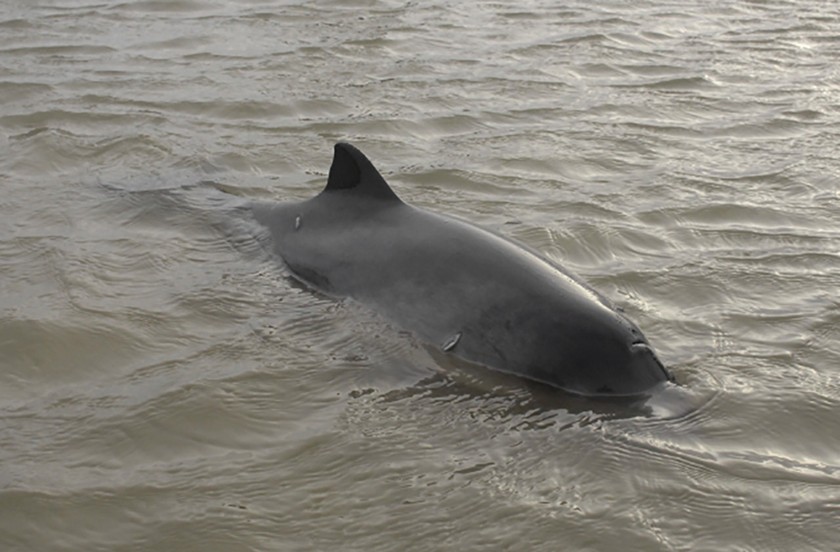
(2, 0, 840, 550)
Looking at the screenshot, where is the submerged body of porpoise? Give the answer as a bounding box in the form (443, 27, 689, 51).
(252, 143, 673, 396)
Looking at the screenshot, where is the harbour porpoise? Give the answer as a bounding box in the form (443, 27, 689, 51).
(252, 143, 673, 396)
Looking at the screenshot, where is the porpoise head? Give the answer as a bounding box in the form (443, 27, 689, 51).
(532, 306, 673, 396)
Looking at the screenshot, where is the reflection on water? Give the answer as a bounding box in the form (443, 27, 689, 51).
(2, 1, 839, 550)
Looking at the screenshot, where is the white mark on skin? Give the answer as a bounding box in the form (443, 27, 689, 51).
(443, 332, 462, 352)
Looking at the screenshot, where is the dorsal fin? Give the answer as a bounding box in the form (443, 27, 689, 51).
(322, 142, 401, 202)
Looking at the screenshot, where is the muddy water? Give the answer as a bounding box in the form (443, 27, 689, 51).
(1, 1, 839, 551)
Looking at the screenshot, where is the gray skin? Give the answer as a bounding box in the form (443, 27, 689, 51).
(253, 142, 673, 396)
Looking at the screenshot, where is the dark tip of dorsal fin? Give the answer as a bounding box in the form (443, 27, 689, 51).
(323, 142, 401, 202)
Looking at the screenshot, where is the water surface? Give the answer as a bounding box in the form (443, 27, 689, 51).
(1, 1, 839, 550)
